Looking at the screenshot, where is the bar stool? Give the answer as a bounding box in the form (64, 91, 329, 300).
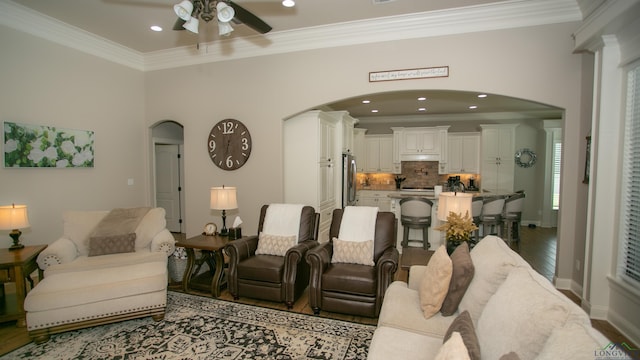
(400, 197, 433, 250)
(471, 196, 484, 242)
(503, 192, 526, 244)
(478, 197, 505, 238)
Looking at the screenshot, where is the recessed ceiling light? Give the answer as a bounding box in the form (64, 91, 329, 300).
(371, 109, 379, 113)
(282, 0, 295, 7)
(362, 100, 371, 104)
(477, 94, 487, 98)
(417, 97, 427, 101)
(418, 107, 426, 112)
(150, 25, 163, 32)
(469, 105, 478, 110)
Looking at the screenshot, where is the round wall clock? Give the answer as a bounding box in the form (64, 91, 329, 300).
(207, 119, 252, 170)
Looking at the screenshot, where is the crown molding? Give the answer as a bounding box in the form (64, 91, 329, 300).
(356, 109, 564, 124)
(0, 1, 145, 70)
(1, 0, 581, 72)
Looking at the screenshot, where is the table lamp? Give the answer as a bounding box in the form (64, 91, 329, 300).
(210, 186, 237, 236)
(0, 204, 30, 250)
(437, 192, 473, 222)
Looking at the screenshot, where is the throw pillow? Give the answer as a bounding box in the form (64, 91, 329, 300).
(435, 331, 471, 360)
(419, 245, 453, 319)
(331, 238, 375, 266)
(88, 233, 136, 256)
(255, 232, 297, 256)
(443, 310, 481, 360)
(441, 242, 475, 316)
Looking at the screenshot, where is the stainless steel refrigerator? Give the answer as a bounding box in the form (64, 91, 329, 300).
(342, 153, 357, 207)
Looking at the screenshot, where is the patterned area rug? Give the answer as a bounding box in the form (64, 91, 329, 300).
(6, 292, 375, 359)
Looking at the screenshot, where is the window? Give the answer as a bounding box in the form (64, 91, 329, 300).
(619, 61, 640, 288)
(552, 141, 562, 210)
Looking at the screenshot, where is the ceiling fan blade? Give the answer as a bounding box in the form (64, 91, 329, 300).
(173, 18, 186, 30)
(227, 0, 272, 34)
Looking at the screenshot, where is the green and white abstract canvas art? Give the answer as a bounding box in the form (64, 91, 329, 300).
(3, 121, 94, 168)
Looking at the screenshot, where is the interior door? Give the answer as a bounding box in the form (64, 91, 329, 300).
(155, 144, 182, 232)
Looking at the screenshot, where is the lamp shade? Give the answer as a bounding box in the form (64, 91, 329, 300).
(218, 21, 234, 36)
(216, 2, 235, 23)
(210, 186, 238, 210)
(437, 192, 473, 222)
(182, 16, 199, 33)
(0, 204, 30, 230)
(174, 0, 194, 21)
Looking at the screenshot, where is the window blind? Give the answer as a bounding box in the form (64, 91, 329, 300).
(552, 141, 562, 210)
(620, 62, 640, 287)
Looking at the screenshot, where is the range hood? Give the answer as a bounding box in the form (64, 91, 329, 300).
(399, 153, 440, 161)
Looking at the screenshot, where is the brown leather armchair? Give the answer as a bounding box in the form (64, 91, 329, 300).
(305, 209, 398, 318)
(224, 205, 319, 309)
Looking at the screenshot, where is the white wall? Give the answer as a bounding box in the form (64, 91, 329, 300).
(0, 26, 146, 246)
(1, 19, 589, 299)
(144, 22, 587, 283)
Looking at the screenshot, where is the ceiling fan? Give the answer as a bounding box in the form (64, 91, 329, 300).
(173, 0, 273, 36)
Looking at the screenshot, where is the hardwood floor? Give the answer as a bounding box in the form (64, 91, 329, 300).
(0, 227, 636, 357)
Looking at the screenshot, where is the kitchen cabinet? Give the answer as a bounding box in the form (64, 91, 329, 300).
(364, 135, 393, 173)
(353, 128, 367, 172)
(284, 110, 339, 243)
(447, 133, 480, 174)
(328, 111, 357, 154)
(357, 190, 393, 212)
(480, 124, 517, 193)
(392, 126, 449, 174)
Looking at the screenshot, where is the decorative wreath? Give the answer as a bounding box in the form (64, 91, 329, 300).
(515, 148, 537, 168)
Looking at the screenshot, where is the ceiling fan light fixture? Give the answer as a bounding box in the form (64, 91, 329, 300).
(174, 0, 194, 21)
(218, 21, 234, 36)
(282, 0, 295, 7)
(183, 16, 200, 33)
(216, 2, 235, 23)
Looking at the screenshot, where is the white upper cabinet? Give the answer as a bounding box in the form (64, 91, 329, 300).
(392, 126, 449, 171)
(327, 111, 358, 154)
(447, 133, 480, 174)
(364, 135, 393, 173)
(353, 128, 367, 172)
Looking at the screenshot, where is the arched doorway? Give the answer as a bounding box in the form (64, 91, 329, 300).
(151, 120, 185, 233)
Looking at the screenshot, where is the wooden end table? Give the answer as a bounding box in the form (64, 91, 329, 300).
(175, 234, 229, 298)
(0, 245, 47, 327)
(400, 247, 434, 272)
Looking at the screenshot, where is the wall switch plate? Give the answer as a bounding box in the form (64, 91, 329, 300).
(127, 178, 134, 186)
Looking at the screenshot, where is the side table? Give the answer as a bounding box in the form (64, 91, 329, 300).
(175, 234, 229, 298)
(400, 247, 434, 272)
(0, 245, 47, 327)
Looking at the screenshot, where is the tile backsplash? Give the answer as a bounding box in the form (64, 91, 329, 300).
(356, 161, 480, 190)
(400, 161, 440, 188)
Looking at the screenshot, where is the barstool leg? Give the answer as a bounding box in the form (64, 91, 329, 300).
(402, 226, 409, 248)
(423, 227, 429, 250)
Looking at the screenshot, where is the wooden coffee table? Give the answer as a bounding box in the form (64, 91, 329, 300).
(175, 234, 229, 298)
(0, 245, 47, 327)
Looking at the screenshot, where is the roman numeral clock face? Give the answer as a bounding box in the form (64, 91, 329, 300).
(208, 119, 252, 170)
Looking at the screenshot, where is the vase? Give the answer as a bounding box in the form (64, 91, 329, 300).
(446, 240, 461, 255)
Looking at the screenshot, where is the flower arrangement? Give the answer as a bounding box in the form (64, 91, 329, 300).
(435, 211, 478, 243)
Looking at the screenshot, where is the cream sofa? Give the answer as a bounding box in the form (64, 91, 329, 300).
(368, 236, 610, 360)
(24, 208, 175, 343)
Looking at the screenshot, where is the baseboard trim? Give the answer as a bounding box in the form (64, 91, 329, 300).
(608, 308, 640, 347)
(554, 277, 573, 290)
